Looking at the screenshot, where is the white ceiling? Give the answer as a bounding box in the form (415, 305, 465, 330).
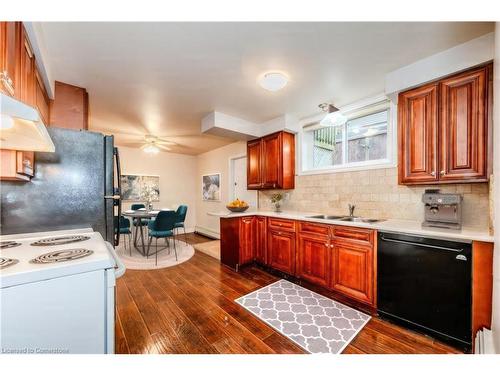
(38, 22, 494, 155)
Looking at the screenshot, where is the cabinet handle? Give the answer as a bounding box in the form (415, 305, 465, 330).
(440, 170, 446, 176)
(430, 171, 436, 176)
(0, 71, 15, 96)
(325, 243, 329, 247)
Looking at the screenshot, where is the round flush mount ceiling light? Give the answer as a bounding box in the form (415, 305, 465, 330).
(258, 72, 288, 92)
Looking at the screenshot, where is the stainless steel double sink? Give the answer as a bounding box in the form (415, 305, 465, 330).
(305, 214, 384, 224)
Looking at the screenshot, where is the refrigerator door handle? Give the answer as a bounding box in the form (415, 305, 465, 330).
(113, 147, 122, 247)
(104, 195, 121, 199)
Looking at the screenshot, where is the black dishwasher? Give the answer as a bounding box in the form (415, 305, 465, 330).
(377, 232, 472, 350)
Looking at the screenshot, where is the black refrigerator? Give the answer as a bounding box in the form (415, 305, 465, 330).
(0, 127, 122, 246)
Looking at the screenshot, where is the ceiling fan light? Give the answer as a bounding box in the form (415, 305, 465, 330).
(143, 144, 160, 154)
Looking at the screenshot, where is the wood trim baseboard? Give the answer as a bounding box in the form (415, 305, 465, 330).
(194, 226, 220, 240)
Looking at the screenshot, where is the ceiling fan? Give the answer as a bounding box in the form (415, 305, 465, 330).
(138, 135, 176, 154)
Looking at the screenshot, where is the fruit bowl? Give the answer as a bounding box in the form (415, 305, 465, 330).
(226, 205, 249, 213)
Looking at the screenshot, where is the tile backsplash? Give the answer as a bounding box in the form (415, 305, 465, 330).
(258, 167, 490, 230)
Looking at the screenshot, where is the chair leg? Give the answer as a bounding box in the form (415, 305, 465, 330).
(129, 234, 132, 256)
(173, 236, 178, 261)
(183, 226, 187, 244)
(147, 236, 152, 258)
(155, 237, 158, 266)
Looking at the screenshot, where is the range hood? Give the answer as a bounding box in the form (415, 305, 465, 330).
(0, 93, 55, 152)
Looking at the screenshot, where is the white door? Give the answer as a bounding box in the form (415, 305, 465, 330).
(231, 157, 257, 208)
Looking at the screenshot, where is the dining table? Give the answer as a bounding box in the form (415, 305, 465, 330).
(122, 209, 174, 256)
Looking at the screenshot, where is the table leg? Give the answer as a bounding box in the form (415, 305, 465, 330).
(139, 223, 147, 256)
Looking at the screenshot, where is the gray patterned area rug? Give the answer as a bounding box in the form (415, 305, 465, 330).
(235, 279, 371, 354)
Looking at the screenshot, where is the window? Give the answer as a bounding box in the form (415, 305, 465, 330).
(301, 101, 394, 174)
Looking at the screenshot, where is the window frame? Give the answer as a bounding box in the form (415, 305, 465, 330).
(298, 94, 397, 175)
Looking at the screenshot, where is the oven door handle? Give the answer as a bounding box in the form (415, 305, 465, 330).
(105, 241, 126, 278)
(379, 235, 465, 253)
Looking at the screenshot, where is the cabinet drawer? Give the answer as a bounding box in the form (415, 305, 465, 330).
(299, 221, 329, 236)
(331, 225, 374, 246)
(268, 218, 296, 232)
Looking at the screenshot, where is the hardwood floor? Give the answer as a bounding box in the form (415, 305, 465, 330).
(115, 233, 461, 354)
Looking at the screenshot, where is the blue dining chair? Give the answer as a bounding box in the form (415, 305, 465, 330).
(131, 203, 149, 227)
(119, 216, 132, 255)
(147, 210, 178, 265)
(174, 205, 188, 244)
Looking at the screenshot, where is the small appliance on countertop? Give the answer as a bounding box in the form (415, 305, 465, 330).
(0, 228, 125, 354)
(422, 189, 463, 230)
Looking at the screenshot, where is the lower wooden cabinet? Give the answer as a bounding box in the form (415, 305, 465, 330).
(331, 240, 374, 305)
(220, 216, 377, 308)
(239, 216, 255, 265)
(267, 229, 296, 275)
(255, 216, 267, 264)
(296, 232, 330, 287)
(0, 149, 34, 181)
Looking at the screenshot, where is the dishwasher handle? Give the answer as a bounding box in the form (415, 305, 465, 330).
(379, 235, 465, 253)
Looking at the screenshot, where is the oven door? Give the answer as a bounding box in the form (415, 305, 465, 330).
(105, 241, 126, 353)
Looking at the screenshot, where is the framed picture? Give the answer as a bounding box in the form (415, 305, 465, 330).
(202, 173, 221, 201)
(121, 174, 160, 201)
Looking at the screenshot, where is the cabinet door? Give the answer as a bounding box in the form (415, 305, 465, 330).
(398, 83, 439, 184)
(296, 233, 330, 287)
(16, 151, 34, 177)
(20, 28, 35, 106)
(35, 67, 50, 125)
(331, 241, 374, 305)
(0, 22, 21, 97)
(439, 66, 489, 182)
(247, 139, 262, 189)
(239, 216, 255, 265)
(261, 132, 282, 189)
(255, 216, 267, 264)
(268, 229, 295, 275)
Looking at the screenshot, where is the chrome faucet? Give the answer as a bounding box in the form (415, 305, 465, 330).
(348, 204, 356, 217)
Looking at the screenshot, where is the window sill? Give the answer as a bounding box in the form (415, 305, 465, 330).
(299, 160, 396, 176)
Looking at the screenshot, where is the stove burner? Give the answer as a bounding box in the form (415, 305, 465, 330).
(30, 248, 93, 264)
(30, 235, 90, 246)
(0, 257, 19, 269)
(0, 241, 21, 249)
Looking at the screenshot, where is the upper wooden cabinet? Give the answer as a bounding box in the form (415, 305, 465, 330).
(439, 66, 489, 182)
(247, 139, 262, 189)
(398, 83, 439, 184)
(246, 131, 295, 190)
(49, 81, 89, 130)
(0, 22, 21, 98)
(20, 27, 35, 107)
(35, 67, 50, 125)
(398, 64, 491, 185)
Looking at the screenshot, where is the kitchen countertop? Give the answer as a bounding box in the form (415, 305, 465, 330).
(208, 210, 494, 243)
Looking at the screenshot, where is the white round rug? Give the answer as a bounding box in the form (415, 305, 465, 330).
(116, 238, 195, 270)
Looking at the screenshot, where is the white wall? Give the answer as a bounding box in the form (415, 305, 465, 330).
(385, 32, 494, 99)
(118, 146, 197, 232)
(491, 23, 500, 353)
(195, 141, 248, 238)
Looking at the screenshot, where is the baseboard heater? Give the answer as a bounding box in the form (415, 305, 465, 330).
(474, 328, 496, 354)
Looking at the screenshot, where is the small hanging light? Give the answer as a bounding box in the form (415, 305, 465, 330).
(318, 103, 347, 127)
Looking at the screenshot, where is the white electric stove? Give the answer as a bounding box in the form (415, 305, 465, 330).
(0, 228, 125, 354)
